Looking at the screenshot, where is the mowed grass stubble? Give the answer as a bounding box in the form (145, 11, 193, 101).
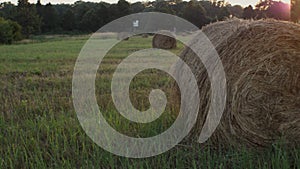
(0, 35, 299, 169)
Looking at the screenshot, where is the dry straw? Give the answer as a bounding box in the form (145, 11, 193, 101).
(175, 19, 300, 148)
(152, 30, 177, 49)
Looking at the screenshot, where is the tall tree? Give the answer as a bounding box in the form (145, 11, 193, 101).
(72, 1, 91, 29)
(227, 5, 243, 18)
(200, 0, 230, 21)
(14, 0, 41, 37)
(36, 0, 43, 16)
(40, 3, 59, 32)
(79, 8, 98, 32)
(117, 0, 130, 17)
(130, 2, 145, 13)
(62, 9, 76, 31)
(0, 2, 17, 20)
(183, 1, 209, 28)
(154, 1, 175, 14)
(243, 5, 255, 19)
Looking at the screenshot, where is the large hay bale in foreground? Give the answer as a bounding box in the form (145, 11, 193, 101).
(201, 18, 250, 47)
(152, 30, 177, 49)
(175, 19, 300, 148)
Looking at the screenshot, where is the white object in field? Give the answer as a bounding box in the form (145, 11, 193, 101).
(133, 20, 139, 27)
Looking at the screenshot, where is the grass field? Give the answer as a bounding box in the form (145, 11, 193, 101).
(0, 35, 300, 168)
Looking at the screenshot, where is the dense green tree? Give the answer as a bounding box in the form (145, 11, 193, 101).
(53, 4, 72, 16)
(0, 17, 22, 44)
(14, 0, 41, 37)
(0, 0, 293, 36)
(199, 0, 230, 21)
(217, 5, 230, 20)
(243, 5, 255, 19)
(154, 1, 175, 14)
(117, 0, 130, 17)
(95, 3, 109, 26)
(62, 9, 76, 31)
(36, 0, 43, 16)
(9, 20, 22, 41)
(72, 1, 96, 30)
(78, 3, 109, 32)
(40, 3, 59, 32)
(107, 4, 119, 21)
(183, 1, 209, 28)
(79, 8, 99, 32)
(0, 2, 17, 20)
(171, 1, 188, 17)
(130, 2, 145, 13)
(227, 5, 243, 18)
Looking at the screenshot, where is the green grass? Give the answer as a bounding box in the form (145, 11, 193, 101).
(0, 35, 300, 168)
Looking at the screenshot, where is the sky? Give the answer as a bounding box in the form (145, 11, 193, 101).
(0, 0, 290, 7)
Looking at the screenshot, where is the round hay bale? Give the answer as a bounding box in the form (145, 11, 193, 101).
(174, 19, 300, 148)
(117, 32, 130, 41)
(201, 18, 250, 47)
(152, 30, 177, 49)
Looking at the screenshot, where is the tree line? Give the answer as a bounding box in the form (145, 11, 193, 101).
(0, 0, 294, 44)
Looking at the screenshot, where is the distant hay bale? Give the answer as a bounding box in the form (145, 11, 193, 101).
(117, 32, 130, 41)
(152, 30, 176, 49)
(174, 19, 300, 148)
(142, 34, 149, 38)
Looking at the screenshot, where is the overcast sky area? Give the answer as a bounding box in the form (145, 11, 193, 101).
(0, 0, 290, 7)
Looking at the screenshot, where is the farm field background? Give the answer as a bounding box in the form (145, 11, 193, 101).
(0, 35, 299, 168)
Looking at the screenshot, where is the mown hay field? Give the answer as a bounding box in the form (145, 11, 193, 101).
(0, 35, 300, 168)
